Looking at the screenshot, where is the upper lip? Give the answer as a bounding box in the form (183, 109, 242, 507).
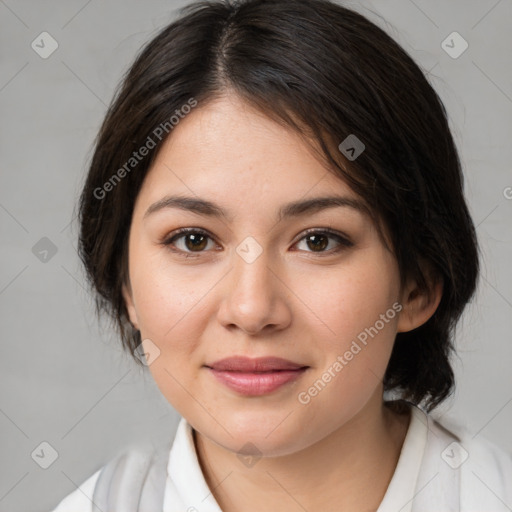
(206, 356, 308, 372)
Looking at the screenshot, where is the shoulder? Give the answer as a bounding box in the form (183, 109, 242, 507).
(420, 408, 512, 511)
(49, 439, 173, 512)
(49, 468, 102, 512)
(455, 424, 512, 510)
(429, 411, 512, 476)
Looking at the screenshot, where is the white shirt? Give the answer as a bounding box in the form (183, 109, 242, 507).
(50, 405, 512, 511)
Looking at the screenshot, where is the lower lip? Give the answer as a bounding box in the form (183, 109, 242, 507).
(207, 368, 308, 396)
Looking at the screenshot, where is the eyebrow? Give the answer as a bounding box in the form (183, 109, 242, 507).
(143, 194, 369, 223)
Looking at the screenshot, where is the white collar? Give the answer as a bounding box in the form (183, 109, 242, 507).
(166, 416, 223, 511)
(377, 405, 429, 512)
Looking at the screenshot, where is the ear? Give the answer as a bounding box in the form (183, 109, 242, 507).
(397, 273, 443, 333)
(122, 282, 139, 331)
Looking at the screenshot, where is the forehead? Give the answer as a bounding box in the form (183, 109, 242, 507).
(137, 95, 367, 216)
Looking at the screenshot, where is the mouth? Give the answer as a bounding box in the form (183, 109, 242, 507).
(205, 368, 309, 395)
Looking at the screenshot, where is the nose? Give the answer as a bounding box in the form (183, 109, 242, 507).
(216, 245, 292, 336)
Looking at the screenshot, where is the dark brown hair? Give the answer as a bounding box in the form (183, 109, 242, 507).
(77, 0, 480, 411)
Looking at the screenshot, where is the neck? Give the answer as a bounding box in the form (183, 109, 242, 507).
(194, 394, 411, 512)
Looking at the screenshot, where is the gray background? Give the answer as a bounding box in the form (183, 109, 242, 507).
(1, 0, 511, 510)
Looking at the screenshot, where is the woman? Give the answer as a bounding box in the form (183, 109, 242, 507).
(51, 0, 512, 510)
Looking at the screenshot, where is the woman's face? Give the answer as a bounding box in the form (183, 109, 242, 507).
(123, 93, 411, 456)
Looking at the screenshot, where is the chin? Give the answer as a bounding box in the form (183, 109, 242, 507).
(206, 414, 308, 456)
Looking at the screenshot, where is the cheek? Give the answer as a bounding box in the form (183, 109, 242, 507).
(290, 250, 401, 411)
(131, 265, 211, 413)
(129, 245, 207, 340)
(293, 262, 400, 427)
(293, 251, 400, 348)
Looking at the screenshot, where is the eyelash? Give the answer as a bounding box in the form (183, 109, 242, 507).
(160, 227, 354, 258)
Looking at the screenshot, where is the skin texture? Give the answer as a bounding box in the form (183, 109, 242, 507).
(123, 93, 442, 511)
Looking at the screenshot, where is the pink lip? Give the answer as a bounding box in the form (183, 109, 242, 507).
(207, 368, 308, 395)
(207, 356, 306, 372)
(205, 356, 309, 396)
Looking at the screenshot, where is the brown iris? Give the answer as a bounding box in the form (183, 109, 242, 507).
(305, 233, 329, 252)
(184, 233, 208, 251)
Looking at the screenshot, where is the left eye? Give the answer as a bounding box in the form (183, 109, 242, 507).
(294, 230, 353, 254)
(161, 228, 353, 257)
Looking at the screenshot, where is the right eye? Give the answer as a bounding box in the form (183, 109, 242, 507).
(161, 228, 218, 258)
